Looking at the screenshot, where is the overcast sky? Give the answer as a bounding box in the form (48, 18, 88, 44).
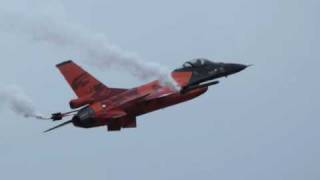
(0, 0, 319, 180)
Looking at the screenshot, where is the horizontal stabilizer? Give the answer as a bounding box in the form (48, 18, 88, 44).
(44, 120, 73, 133)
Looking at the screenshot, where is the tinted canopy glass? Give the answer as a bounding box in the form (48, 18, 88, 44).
(182, 58, 211, 68)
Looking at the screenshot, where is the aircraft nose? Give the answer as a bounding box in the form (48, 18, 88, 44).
(225, 63, 248, 74)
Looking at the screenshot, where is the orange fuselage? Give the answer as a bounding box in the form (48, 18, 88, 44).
(81, 71, 207, 128)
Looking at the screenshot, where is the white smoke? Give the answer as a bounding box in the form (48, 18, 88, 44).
(0, 86, 48, 120)
(0, 4, 181, 91)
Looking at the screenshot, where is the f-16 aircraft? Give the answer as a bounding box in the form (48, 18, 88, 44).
(44, 59, 248, 132)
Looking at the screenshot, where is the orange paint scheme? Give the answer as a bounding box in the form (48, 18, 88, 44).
(45, 59, 248, 133)
(46, 59, 231, 133)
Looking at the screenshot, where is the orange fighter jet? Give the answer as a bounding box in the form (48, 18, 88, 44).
(44, 58, 248, 132)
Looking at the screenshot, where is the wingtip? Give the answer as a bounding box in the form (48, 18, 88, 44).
(56, 60, 73, 68)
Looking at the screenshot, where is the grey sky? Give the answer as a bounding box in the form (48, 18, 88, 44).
(0, 0, 319, 179)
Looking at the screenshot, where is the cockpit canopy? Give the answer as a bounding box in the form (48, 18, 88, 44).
(182, 58, 213, 68)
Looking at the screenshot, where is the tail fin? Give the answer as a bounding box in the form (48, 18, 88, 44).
(56, 60, 127, 98)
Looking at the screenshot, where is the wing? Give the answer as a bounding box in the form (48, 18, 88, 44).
(56, 60, 127, 98)
(144, 87, 174, 101)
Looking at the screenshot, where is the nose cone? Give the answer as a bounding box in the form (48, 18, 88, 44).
(225, 63, 248, 75)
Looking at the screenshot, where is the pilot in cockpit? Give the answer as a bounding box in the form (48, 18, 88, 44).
(182, 58, 213, 68)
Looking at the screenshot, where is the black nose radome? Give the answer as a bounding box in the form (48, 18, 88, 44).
(225, 63, 248, 74)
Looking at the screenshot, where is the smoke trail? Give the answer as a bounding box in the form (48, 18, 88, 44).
(0, 86, 48, 120)
(0, 7, 181, 91)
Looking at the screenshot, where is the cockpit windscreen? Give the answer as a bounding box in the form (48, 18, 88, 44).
(182, 58, 211, 68)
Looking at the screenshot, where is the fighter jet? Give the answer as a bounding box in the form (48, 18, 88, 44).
(45, 58, 248, 132)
